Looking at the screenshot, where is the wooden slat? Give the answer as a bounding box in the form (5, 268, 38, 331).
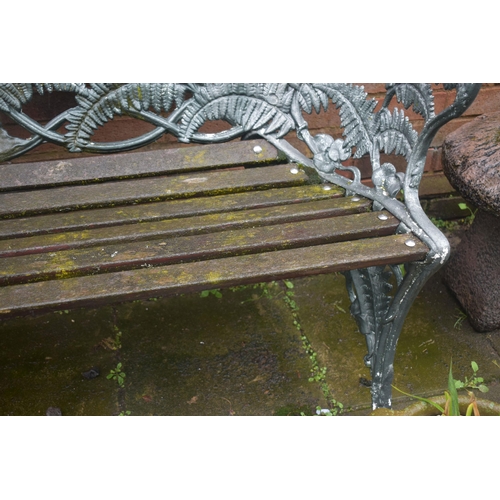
(0, 234, 429, 318)
(0, 139, 283, 191)
(0, 212, 400, 285)
(0, 197, 372, 257)
(0, 185, 346, 240)
(0, 164, 307, 218)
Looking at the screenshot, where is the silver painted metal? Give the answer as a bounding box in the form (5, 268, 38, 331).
(0, 83, 481, 409)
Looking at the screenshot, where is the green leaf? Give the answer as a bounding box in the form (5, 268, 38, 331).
(392, 385, 445, 413)
(106, 374, 113, 380)
(479, 384, 489, 393)
(454, 380, 464, 389)
(471, 361, 479, 372)
(448, 361, 460, 416)
(458, 202, 468, 211)
(284, 280, 294, 289)
(200, 290, 210, 298)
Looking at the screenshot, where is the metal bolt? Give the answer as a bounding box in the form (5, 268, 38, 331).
(322, 185, 332, 191)
(253, 145, 262, 154)
(405, 239, 416, 247)
(351, 197, 361, 202)
(290, 167, 299, 175)
(377, 213, 389, 221)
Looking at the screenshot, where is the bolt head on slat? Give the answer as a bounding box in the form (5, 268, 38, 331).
(351, 197, 360, 202)
(405, 239, 416, 247)
(377, 213, 388, 221)
(322, 185, 332, 191)
(290, 167, 299, 175)
(253, 145, 262, 154)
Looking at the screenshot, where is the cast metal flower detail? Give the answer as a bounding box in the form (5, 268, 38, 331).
(372, 162, 405, 198)
(312, 134, 350, 173)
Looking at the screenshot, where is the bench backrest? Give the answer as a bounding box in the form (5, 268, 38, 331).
(0, 83, 481, 262)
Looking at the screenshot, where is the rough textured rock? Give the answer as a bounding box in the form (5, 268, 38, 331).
(442, 111, 500, 214)
(444, 211, 500, 332)
(442, 113, 500, 332)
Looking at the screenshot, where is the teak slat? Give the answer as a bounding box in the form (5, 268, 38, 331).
(0, 212, 399, 285)
(0, 185, 347, 240)
(0, 139, 283, 191)
(0, 197, 372, 257)
(0, 235, 428, 317)
(0, 164, 307, 217)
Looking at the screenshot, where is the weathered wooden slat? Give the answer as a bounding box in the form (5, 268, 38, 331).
(0, 164, 307, 218)
(0, 212, 399, 285)
(0, 235, 428, 318)
(0, 197, 372, 257)
(0, 185, 346, 240)
(0, 139, 283, 191)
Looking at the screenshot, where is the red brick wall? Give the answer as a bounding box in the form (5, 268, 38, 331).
(2, 83, 499, 171)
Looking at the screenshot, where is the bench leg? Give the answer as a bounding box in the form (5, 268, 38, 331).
(344, 260, 440, 409)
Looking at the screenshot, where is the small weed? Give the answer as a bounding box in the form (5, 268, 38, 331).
(118, 410, 131, 416)
(200, 289, 223, 299)
(454, 360, 489, 393)
(333, 300, 347, 314)
(429, 217, 458, 231)
(112, 325, 123, 349)
(281, 280, 343, 415)
(454, 309, 467, 330)
(107, 362, 126, 387)
(199, 279, 345, 415)
(233, 282, 278, 302)
(458, 202, 476, 225)
(394, 360, 488, 415)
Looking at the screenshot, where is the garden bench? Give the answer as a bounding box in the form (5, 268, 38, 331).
(0, 83, 481, 409)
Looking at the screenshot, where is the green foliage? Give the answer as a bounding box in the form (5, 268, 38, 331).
(200, 278, 344, 415)
(200, 289, 223, 299)
(107, 362, 126, 387)
(429, 217, 459, 231)
(281, 280, 343, 415)
(447, 361, 460, 416)
(112, 325, 123, 350)
(429, 201, 477, 232)
(454, 310, 467, 330)
(458, 202, 476, 225)
(393, 360, 488, 415)
(118, 411, 131, 416)
(454, 360, 489, 393)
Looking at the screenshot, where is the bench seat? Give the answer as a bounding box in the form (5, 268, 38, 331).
(0, 139, 426, 317)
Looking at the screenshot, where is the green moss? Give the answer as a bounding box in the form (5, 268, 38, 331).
(274, 404, 312, 416)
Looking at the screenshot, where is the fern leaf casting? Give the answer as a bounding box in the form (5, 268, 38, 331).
(314, 84, 377, 158)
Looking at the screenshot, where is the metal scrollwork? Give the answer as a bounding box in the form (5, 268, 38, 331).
(0, 82, 481, 409)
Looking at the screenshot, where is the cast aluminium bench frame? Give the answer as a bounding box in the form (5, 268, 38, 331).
(0, 83, 481, 409)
